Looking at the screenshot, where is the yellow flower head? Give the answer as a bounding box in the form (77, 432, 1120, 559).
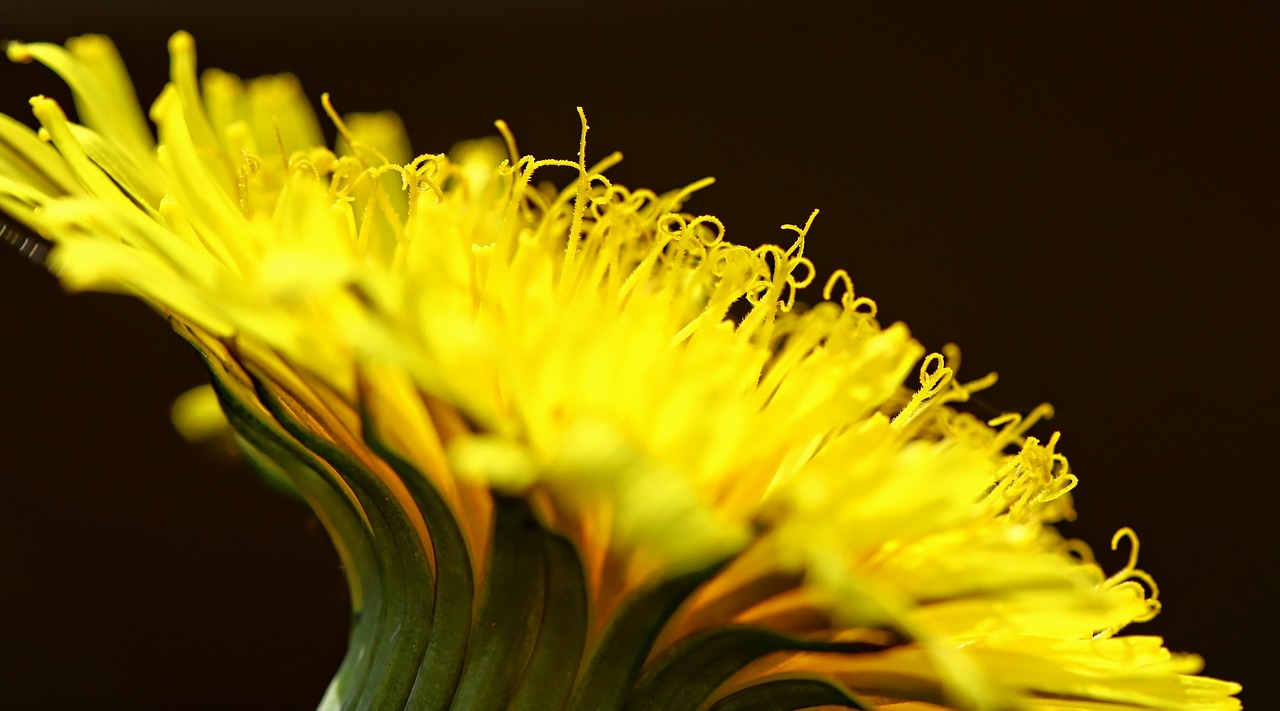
(1, 32, 1241, 711)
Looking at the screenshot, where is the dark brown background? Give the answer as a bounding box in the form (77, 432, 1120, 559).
(1, 2, 1274, 708)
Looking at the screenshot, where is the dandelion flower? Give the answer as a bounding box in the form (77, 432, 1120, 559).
(0, 32, 1242, 711)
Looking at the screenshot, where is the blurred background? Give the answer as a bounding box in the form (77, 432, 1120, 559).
(0, 1, 1274, 708)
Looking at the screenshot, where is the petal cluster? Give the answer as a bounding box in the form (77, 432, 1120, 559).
(0, 33, 1240, 710)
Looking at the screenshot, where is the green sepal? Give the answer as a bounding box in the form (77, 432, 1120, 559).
(450, 495, 548, 710)
(627, 626, 890, 711)
(235, 433, 304, 501)
(566, 558, 729, 711)
(676, 572, 801, 631)
(509, 529, 590, 711)
(706, 674, 874, 711)
(254, 382, 435, 711)
(199, 362, 382, 711)
(234, 433, 380, 711)
(358, 401, 475, 711)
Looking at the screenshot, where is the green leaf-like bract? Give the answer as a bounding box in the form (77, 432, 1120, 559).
(707, 675, 874, 711)
(450, 496, 547, 709)
(256, 381, 435, 711)
(566, 559, 728, 711)
(628, 627, 890, 711)
(192, 346, 891, 711)
(359, 399, 476, 711)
